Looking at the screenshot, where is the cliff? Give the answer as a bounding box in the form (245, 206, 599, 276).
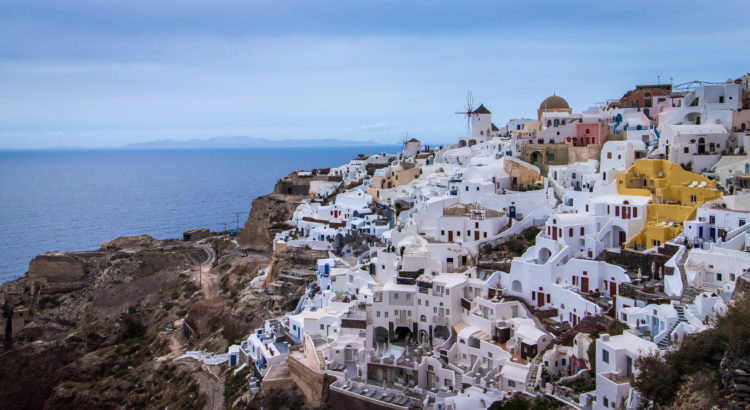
(237, 193, 303, 253)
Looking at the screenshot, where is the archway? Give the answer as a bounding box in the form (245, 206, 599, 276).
(393, 326, 413, 345)
(530, 151, 543, 164)
(468, 139, 477, 147)
(612, 226, 626, 247)
(538, 247, 552, 264)
(433, 325, 450, 340)
(344, 344, 357, 362)
(373, 326, 389, 348)
(698, 137, 706, 154)
(418, 330, 429, 346)
(511, 280, 523, 293)
(458, 140, 467, 148)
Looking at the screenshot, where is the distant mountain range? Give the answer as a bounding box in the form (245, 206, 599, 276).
(122, 136, 383, 149)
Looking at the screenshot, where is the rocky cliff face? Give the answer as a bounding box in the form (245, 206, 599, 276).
(0, 172, 326, 409)
(237, 193, 301, 253)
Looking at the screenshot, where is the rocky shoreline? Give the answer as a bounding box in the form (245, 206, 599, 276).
(0, 172, 325, 409)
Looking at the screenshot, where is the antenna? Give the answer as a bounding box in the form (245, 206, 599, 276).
(454, 91, 475, 134)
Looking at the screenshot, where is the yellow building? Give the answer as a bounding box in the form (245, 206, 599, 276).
(617, 159, 722, 250)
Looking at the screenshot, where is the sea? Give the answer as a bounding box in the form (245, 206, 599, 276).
(0, 146, 399, 284)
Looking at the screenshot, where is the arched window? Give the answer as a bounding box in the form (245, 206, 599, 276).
(420, 315, 426, 322)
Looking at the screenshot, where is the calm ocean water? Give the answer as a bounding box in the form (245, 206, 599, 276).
(0, 146, 398, 284)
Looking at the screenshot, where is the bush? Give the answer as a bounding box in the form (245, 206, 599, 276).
(121, 315, 146, 340)
(633, 352, 681, 405)
(606, 320, 628, 336)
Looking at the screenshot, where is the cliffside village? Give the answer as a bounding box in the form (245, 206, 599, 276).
(228, 74, 750, 410)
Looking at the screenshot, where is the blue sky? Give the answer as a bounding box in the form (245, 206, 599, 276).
(1, 1, 748, 148)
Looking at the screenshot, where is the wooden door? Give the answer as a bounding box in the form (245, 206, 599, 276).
(475, 231, 480, 241)
(448, 231, 453, 242)
(581, 277, 589, 293)
(537, 292, 545, 308)
(610, 281, 617, 298)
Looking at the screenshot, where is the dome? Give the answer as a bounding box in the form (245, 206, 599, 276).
(539, 95, 570, 111)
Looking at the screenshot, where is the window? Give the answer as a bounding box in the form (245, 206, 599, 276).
(602, 349, 610, 363)
(710, 215, 716, 224)
(580, 227, 585, 235)
(603, 397, 609, 407)
(385, 312, 388, 318)
(441, 230, 445, 236)
(406, 294, 411, 300)
(475, 222, 479, 228)
(377, 311, 381, 317)
(418, 299, 421, 305)
(690, 195, 697, 203)
(569, 228, 573, 237)
(561, 358, 566, 366)
(717, 273, 723, 281)
(465, 186, 469, 191)
(508, 380, 516, 388)
(731, 273, 736, 281)
(320, 324, 324, 330)
(547, 153, 555, 161)
(607, 152, 612, 159)
(445, 289, 449, 295)
(740, 219, 746, 227)
(684, 147, 689, 153)
(488, 352, 493, 358)
(394, 293, 398, 300)
(633, 207, 637, 218)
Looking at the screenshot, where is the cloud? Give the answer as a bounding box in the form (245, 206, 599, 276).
(356, 123, 394, 133)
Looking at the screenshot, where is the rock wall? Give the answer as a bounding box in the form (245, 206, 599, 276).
(732, 273, 750, 302)
(287, 355, 335, 408)
(28, 255, 86, 294)
(721, 353, 750, 409)
(274, 177, 310, 196)
(237, 194, 300, 254)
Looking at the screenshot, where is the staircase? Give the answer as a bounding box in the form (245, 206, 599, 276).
(315, 349, 326, 371)
(525, 344, 553, 392)
(657, 305, 689, 350)
(677, 250, 702, 305)
(526, 355, 542, 392)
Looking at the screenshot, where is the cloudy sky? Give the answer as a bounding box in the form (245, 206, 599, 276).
(1, 0, 749, 149)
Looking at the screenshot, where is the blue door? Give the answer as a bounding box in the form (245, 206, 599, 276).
(698, 226, 703, 238)
(651, 317, 659, 338)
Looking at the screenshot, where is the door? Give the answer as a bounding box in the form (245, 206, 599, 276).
(698, 226, 703, 239)
(475, 231, 480, 241)
(448, 231, 453, 242)
(552, 227, 557, 240)
(537, 292, 545, 308)
(610, 281, 617, 298)
(619, 230, 626, 245)
(581, 277, 589, 293)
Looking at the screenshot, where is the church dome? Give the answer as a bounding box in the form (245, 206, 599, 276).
(539, 95, 570, 110)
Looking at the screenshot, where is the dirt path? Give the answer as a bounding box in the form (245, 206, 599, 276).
(193, 240, 217, 300)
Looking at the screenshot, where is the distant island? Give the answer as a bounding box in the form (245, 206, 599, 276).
(121, 136, 384, 149)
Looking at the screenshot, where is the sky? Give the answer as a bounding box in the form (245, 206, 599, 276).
(1, 0, 749, 149)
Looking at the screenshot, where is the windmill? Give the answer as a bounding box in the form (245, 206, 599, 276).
(398, 131, 410, 148)
(455, 91, 475, 134)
